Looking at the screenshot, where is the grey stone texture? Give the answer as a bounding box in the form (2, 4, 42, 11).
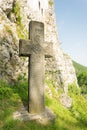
(60, 93, 72, 108)
(13, 106, 56, 125)
(19, 21, 53, 114)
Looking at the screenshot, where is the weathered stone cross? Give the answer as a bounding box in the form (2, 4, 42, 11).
(19, 21, 53, 114)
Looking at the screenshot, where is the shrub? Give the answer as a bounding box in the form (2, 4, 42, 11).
(68, 83, 81, 95)
(4, 25, 13, 36)
(0, 87, 13, 99)
(77, 71, 87, 86)
(70, 95, 87, 125)
(81, 85, 87, 95)
(12, 80, 28, 104)
(0, 80, 13, 99)
(77, 71, 87, 94)
(12, 1, 22, 25)
(49, 0, 54, 6)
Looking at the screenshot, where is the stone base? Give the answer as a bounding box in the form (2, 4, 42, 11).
(13, 106, 56, 125)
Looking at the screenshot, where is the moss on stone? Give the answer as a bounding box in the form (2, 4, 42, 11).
(12, 1, 22, 25)
(6, 0, 28, 40)
(49, 0, 54, 7)
(4, 25, 13, 36)
(17, 25, 28, 39)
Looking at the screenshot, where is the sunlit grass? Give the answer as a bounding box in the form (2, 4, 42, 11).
(0, 80, 87, 130)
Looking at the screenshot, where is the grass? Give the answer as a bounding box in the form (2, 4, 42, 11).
(0, 79, 87, 130)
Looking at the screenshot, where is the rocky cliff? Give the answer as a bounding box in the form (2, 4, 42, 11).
(0, 0, 78, 92)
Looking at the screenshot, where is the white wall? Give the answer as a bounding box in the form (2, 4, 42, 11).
(27, 0, 48, 12)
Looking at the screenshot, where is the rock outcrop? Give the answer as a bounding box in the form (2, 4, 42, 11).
(0, 0, 78, 91)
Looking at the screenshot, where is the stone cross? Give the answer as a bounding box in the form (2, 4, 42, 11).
(19, 21, 53, 114)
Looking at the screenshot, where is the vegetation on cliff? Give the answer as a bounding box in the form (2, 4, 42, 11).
(73, 61, 87, 75)
(73, 61, 87, 95)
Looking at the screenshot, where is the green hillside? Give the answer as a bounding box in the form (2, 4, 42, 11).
(73, 61, 87, 95)
(0, 79, 87, 130)
(73, 61, 87, 75)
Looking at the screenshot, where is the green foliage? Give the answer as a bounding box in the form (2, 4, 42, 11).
(49, 0, 54, 6)
(70, 95, 87, 126)
(73, 61, 87, 76)
(0, 81, 21, 129)
(81, 85, 87, 95)
(3, 119, 19, 130)
(0, 80, 87, 130)
(0, 80, 12, 99)
(12, 1, 28, 39)
(12, 80, 28, 105)
(0, 87, 13, 99)
(73, 61, 87, 95)
(77, 71, 87, 86)
(68, 83, 81, 95)
(17, 25, 28, 39)
(4, 25, 13, 35)
(77, 71, 87, 94)
(7, 1, 21, 25)
(7, 1, 28, 39)
(12, 1, 21, 25)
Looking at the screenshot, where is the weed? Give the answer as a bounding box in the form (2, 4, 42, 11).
(17, 25, 28, 39)
(12, 1, 21, 25)
(68, 83, 81, 95)
(4, 25, 13, 36)
(49, 0, 54, 7)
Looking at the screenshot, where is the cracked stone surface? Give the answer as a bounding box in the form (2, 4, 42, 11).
(13, 106, 56, 125)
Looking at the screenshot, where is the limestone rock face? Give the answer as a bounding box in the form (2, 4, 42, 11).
(60, 93, 72, 108)
(0, 5, 28, 83)
(0, 0, 77, 90)
(0, 0, 14, 14)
